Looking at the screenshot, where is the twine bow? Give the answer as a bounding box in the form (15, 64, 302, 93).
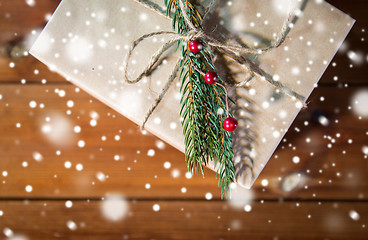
(122, 0, 306, 129)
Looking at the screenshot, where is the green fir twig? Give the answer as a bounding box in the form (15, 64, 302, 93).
(165, 0, 236, 197)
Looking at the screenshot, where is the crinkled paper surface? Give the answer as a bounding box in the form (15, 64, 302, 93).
(30, 0, 354, 189)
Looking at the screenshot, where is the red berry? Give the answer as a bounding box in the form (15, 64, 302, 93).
(189, 40, 203, 53)
(223, 117, 238, 131)
(204, 71, 218, 84)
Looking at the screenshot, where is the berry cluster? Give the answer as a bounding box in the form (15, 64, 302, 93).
(189, 40, 238, 132)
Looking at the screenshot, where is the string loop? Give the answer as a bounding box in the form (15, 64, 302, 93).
(122, 0, 307, 129)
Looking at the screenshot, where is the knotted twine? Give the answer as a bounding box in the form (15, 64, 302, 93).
(122, 0, 306, 129)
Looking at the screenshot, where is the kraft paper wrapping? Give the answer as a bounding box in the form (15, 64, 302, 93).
(30, 0, 354, 189)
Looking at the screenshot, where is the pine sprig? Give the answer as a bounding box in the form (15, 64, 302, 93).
(165, 0, 236, 197)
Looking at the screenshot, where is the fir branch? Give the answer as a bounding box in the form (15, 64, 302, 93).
(165, 0, 236, 197)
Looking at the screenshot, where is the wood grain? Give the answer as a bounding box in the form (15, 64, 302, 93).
(0, 0, 367, 239)
(0, 0, 60, 45)
(0, 200, 367, 240)
(0, 84, 367, 199)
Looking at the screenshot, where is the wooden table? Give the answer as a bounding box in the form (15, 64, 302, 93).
(0, 0, 367, 239)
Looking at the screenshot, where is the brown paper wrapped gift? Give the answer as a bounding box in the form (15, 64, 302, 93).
(30, 0, 354, 189)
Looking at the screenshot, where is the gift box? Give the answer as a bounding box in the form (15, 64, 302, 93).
(30, 0, 354, 189)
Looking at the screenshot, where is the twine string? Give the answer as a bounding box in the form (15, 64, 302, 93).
(178, 0, 197, 31)
(140, 59, 182, 129)
(201, 0, 218, 24)
(123, 0, 306, 129)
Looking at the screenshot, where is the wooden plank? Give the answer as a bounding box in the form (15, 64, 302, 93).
(0, 56, 67, 84)
(0, 0, 60, 45)
(0, 0, 72, 83)
(0, 2, 366, 240)
(0, 84, 367, 199)
(0, 0, 366, 84)
(0, 200, 367, 239)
